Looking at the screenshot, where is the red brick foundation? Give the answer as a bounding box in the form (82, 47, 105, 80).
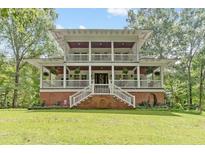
(129, 92, 165, 105)
(40, 92, 75, 106)
(40, 91, 165, 108)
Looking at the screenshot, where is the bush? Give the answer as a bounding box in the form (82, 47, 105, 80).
(183, 103, 199, 110)
(172, 103, 184, 110)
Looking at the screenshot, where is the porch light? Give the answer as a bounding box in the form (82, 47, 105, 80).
(154, 71, 160, 76)
(43, 72, 49, 76)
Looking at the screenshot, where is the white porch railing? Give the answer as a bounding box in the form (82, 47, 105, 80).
(42, 80, 63, 88)
(139, 53, 158, 59)
(42, 80, 89, 88)
(67, 54, 89, 62)
(140, 80, 161, 88)
(69, 83, 135, 108)
(66, 54, 138, 62)
(42, 80, 162, 89)
(66, 80, 89, 88)
(91, 54, 112, 62)
(69, 85, 92, 107)
(112, 85, 135, 107)
(114, 80, 162, 88)
(93, 84, 110, 94)
(114, 54, 138, 62)
(114, 80, 138, 88)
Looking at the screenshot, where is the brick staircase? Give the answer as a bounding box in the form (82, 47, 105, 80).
(73, 95, 134, 109)
(69, 84, 136, 109)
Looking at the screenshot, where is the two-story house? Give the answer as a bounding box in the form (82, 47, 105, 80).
(27, 29, 174, 109)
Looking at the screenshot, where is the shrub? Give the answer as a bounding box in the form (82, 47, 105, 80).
(173, 103, 184, 110)
(53, 101, 61, 106)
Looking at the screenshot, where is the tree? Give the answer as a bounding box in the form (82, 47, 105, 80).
(192, 47, 205, 112)
(126, 9, 179, 58)
(0, 9, 58, 107)
(0, 53, 14, 107)
(127, 8, 205, 110)
(178, 9, 205, 107)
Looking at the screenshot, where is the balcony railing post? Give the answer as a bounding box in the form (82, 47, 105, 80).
(89, 41, 91, 61)
(89, 65, 92, 85)
(111, 41, 114, 61)
(63, 64, 66, 88)
(136, 41, 139, 61)
(92, 84, 94, 93)
(112, 65, 114, 86)
(137, 66, 140, 88)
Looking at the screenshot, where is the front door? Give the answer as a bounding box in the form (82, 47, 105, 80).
(94, 73, 108, 84)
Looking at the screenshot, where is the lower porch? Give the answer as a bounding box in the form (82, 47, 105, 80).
(40, 65, 164, 89)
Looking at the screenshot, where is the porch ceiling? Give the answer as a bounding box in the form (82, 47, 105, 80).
(67, 42, 135, 48)
(44, 66, 137, 72)
(50, 29, 152, 52)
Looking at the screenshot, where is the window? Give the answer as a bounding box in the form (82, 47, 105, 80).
(123, 74, 128, 80)
(115, 74, 121, 80)
(81, 75, 87, 80)
(74, 74, 80, 80)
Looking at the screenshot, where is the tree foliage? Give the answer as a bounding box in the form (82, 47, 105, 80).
(0, 9, 58, 107)
(127, 9, 179, 58)
(127, 8, 205, 110)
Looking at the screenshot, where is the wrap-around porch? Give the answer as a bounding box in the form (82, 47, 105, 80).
(40, 65, 164, 89)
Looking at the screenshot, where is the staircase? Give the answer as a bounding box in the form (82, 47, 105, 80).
(69, 85, 92, 108)
(69, 83, 135, 108)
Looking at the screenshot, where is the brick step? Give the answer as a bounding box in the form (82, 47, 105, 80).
(73, 95, 133, 109)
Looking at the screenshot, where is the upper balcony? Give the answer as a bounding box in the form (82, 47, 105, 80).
(66, 53, 138, 62)
(65, 41, 139, 63)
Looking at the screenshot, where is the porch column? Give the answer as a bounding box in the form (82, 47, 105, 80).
(63, 64, 66, 88)
(160, 66, 164, 88)
(137, 65, 140, 88)
(40, 65, 43, 88)
(136, 41, 140, 61)
(112, 65, 114, 84)
(89, 41, 91, 61)
(89, 65, 92, 85)
(111, 41, 114, 61)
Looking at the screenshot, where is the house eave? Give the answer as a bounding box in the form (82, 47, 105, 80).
(50, 29, 152, 52)
(24, 57, 64, 69)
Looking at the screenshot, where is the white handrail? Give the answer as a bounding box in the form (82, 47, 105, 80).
(114, 80, 138, 88)
(69, 85, 92, 108)
(114, 80, 162, 88)
(69, 82, 136, 108)
(112, 85, 135, 108)
(42, 80, 63, 88)
(93, 84, 110, 94)
(91, 54, 112, 61)
(67, 54, 89, 62)
(66, 80, 89, 88)
(140, 80, 161, 88)
(114, 54, 138, 62)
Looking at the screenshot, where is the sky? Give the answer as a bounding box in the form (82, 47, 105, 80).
(55, 8, 129, 29)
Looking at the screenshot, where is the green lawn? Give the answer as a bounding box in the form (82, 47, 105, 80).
(0, 109, 205, 144)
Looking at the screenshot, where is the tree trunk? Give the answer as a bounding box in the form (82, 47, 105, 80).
(199, 63, 204, 113)
(12, 61, 20, 108)
(187, 65, 193, 108)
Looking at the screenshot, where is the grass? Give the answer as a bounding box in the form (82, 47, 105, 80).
(0, 109, 205, 144)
